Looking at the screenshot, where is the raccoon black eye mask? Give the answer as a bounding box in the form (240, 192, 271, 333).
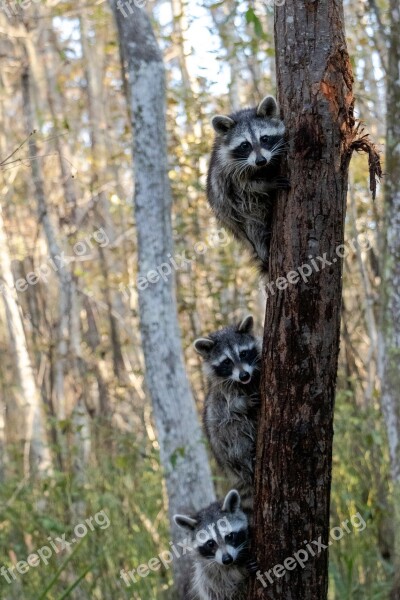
(194, 315, 261, 512)
(207, 95, 289, 273)
(174, 490, 252, 600)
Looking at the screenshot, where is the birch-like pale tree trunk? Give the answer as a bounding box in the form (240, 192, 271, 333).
(0, 203, 52, 476)
(378, 1, 400, 597)
(110, 4, 215, 596)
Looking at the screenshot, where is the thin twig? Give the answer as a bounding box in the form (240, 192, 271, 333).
(0, 131, 36, 166)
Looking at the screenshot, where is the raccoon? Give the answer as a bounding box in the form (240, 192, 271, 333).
(194, 315, 261, 511)
(174, 489, 251, 600)
(207, 95, 289, 272)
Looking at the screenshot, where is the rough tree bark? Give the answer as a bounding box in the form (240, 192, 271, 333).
(110, 4, 215, 597)
(248, 2, 377, 598)
(378, 1, 400, 598)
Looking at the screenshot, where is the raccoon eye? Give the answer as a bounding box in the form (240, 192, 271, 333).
(260, 135, 269, 143)
(221, 358, 232, 367)
(240, 141, 251, 150)
(239, 350, 248, 360)
(206, 539, 217, 550)
(225, 532, 237, 543)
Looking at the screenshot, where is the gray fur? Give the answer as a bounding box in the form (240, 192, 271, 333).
(174, 490, 250, 600)
(207, 95, 287, 273)
(194, 317, 261, 511)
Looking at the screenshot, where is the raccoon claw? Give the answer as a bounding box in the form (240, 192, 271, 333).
(275, 177, 291, 189)
(246, 558, 259, 574)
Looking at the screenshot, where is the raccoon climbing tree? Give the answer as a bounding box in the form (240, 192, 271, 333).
(249, 2, 381, 599)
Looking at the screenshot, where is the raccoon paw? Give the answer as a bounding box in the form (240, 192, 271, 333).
(246, 557, 259, 575)
(249, 179, 271, 194)
(274, 177, 291, 189)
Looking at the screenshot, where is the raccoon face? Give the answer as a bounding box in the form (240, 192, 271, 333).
(212, 96, 286, 171)
(174, 490, 249, 566)
(194, 315, 261, 385)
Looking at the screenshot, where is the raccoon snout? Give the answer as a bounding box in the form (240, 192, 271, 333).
(239, 371, 251, 384)
(255, 156, 267, 167)
(222, 553, 234, 565)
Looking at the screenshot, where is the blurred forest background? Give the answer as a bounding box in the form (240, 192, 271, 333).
(0, 0, 396, 598)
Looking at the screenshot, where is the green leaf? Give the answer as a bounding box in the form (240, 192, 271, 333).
(244, 7, 264, 37)
(245, 7, 256, 23)
(253, 16, 264, 37)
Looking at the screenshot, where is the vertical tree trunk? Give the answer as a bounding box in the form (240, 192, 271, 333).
(378, 1, 400, 597)
(110, 4, 215, 597)
(21, 65, 74, 423)
(249, 2, 357, 598)
(79, 17, 130, 383)
(41, 27, 78, 220)
(171, 0, 195, 120)
(208, 0, 243, 111)
(23, 27, 92, 502)
(0, 204, 52, 476)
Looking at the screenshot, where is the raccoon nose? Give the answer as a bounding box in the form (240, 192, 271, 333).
(222, 553, 233, 565)
(239, 371, 251, 383)
(255, 156, 267, 166)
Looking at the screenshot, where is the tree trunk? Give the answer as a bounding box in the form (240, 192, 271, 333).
(41, 27, 78, 221)
(171, 0, 196, 121)
(21, 64, 74, 423)
(249, 2, 357, 598)
(79, 16, 131, 383)
(0, 203, 52, 476)
(378, 1, 400, 597)
(110, 4, 215, 597)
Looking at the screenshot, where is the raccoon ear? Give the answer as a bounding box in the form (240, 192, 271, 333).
(211, 115, 235, 135)
(237, 315, 254, 334)
(257, 95, 278, 118)
(194, 337, 215, 357)
(173, 514, 198, 531)
(222, 489, 241, 513)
